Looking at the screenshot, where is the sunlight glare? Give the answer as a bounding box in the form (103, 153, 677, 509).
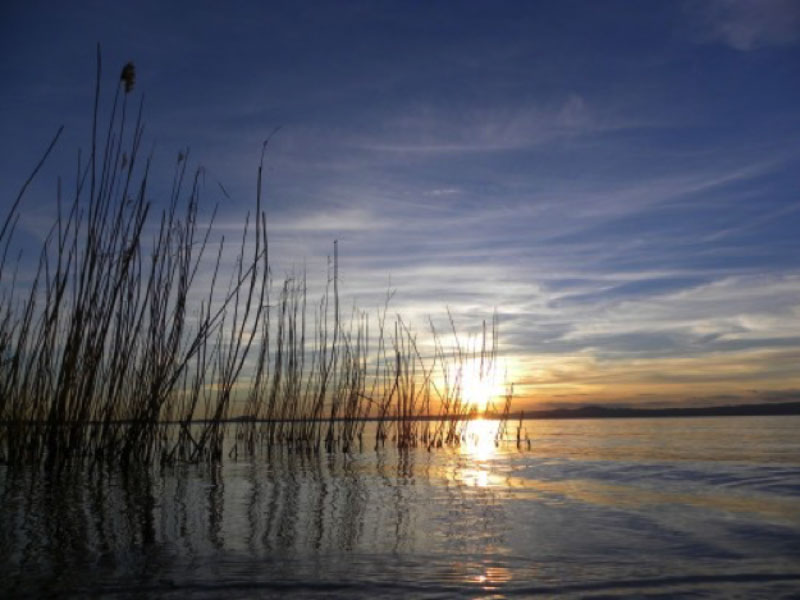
(462, 418, 501, 461)
(450, 357, 510, 413)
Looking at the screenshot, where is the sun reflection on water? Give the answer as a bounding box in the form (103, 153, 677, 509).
(473, 565, 513, 590)
(455, 418, 503, 487)
(461, 418, 501, 461)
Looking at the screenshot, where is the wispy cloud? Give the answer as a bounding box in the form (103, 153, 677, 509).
(347, 95, 639, 155)
(688, 0, 800, 50)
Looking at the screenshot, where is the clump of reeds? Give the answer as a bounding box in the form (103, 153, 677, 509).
(0, 48, 516, 470)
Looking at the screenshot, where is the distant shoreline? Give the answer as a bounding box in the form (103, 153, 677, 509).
(505, 400, 800, 421)
(223, 400, 800, 422)
(3, 401, 798, 426)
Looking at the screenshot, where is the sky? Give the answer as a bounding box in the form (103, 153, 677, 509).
(1, 0, 799, 410)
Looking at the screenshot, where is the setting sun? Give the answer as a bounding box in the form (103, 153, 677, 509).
(449, 357, 511, 414)
(460, 363, 494, 412)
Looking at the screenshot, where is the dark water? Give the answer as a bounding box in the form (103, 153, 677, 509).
(2, 416, 799, 598)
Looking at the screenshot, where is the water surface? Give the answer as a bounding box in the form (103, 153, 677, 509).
(2, 416, 799, 598)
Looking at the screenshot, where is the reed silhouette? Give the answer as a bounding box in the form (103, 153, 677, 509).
(0, 48, 515, 470)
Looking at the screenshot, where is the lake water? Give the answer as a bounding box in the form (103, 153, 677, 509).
(2, 416, 799, 598)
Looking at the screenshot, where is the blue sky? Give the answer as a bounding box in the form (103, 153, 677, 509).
(1, 0, 799, 408)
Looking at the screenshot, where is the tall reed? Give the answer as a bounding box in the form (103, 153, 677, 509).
(0, 49, 515, 470)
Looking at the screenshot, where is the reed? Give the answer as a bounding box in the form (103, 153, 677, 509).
(0, 49, 515, 470)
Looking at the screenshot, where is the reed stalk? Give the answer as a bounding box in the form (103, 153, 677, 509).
(0, 49, 516, 469)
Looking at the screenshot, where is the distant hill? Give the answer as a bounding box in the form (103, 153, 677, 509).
(510, 401, 800, 420)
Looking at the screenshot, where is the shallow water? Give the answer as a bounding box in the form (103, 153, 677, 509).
(2, 416, 799, 598)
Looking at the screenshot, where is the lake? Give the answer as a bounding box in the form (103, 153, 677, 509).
(2, 416, 799, 598)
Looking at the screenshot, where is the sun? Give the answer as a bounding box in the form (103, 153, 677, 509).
(452, 357, 505, 413)
(461, 365, 494, 412)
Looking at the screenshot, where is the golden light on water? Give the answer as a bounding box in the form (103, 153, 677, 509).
(446, 419, 503, 488)
(473, 565, 513, 590)
(462, 418, 501, 460)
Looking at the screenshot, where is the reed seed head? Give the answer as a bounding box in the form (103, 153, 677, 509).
(120, 62, 135, 93)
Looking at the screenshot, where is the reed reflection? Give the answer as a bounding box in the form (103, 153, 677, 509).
(1, 446, 515, 596)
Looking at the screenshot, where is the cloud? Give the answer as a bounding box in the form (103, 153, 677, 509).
(347, 95, 634, 155)
(690, 0, 800, 50)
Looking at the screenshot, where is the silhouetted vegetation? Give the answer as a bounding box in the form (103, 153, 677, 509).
(0, 49, 514, 470)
